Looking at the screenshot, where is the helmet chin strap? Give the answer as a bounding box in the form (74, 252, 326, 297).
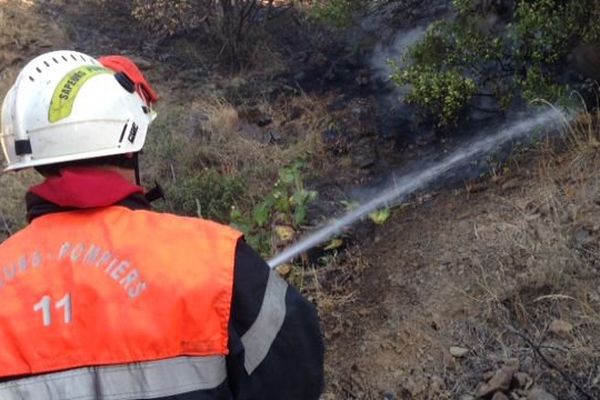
(133, 152, 141, 186)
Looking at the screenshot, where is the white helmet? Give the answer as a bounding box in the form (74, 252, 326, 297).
(0, 50, 156, 171)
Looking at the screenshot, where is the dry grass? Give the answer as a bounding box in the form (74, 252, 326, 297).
(567, 105, 600, 168)
(0, 1, 69, 241)
(297, 247, 366, 313)
(0, 170, 41, 241)
(448, 107, 600, 398)
(0, 0, 329, 229)
(139, 85, 328, 222)
(311, 105, 600, 399)
(0, 1, 67, 77)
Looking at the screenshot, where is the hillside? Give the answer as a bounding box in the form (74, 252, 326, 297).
(1, 1, 600, 399)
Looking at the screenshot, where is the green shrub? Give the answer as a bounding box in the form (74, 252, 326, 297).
(510, 0, 595, 65)
(518, 66, 568, 105)
(391, 0, 600, 127)
(391, 65, 477, 127)
(230, 160, 317, 256)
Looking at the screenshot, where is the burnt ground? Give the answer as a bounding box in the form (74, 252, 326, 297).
(316, 141, 600, 399)
(2, 2, 600, 399)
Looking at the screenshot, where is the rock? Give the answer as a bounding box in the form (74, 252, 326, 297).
(476, 366, 517, 397)
(460, 395, 475, 400)
(549, 319, 573, 338)
(527, 387, 557, 400)
(236, 121, 264, 143)
(429, 375, 445, 392)
(238, 106, 272, 127)
(573, 226, 594, 247)
(514, 372, 531, 389)
(450, 346, 470, 358)
(350, 136, 376, 169)
(492, 392, 510, 400)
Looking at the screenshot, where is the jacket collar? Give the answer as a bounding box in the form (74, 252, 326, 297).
(26, 168, 150, 222)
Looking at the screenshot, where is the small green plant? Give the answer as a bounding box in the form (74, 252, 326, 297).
(230, 160, 317, 256)
(368, 207, 391, 225)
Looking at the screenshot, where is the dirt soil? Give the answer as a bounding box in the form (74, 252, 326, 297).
(2, 2, 600, 400)
(319, 144, 600, 399)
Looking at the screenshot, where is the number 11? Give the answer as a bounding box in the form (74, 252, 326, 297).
(33, 293, 72, 327)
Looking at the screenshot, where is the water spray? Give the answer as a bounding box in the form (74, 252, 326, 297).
(268, 109, 569, 268)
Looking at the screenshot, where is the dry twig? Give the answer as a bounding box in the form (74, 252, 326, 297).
(506, 325, 594, 400)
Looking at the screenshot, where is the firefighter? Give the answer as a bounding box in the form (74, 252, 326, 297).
(0, 50, 324, 399)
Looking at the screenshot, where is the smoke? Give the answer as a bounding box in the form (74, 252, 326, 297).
(369, 26, 427, 83)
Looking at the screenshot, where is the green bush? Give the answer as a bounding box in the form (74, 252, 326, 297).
(510, 0, 594, 65)
(391, 0, 600, 127)
(391, 65, 477, 127)
(230, 160, 317, 256)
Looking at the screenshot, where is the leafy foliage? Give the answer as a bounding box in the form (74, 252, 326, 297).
(390, 0, 600, 127)
(230, 160, 317, 256)
(368, 207, 391, 225)
(392, 65, 477, 127)
(517, 66, 568, 104)
(510, 0, 596, 65)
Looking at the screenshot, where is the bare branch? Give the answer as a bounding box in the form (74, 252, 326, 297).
(506, 325, 594, 400)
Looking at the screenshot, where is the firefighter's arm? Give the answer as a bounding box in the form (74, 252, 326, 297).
(225, 240, 324, 399)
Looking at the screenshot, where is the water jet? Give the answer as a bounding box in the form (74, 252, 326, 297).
(268, 109, 570, 268)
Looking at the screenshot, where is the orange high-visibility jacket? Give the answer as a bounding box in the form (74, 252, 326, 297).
(0, 206, 241, 377)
